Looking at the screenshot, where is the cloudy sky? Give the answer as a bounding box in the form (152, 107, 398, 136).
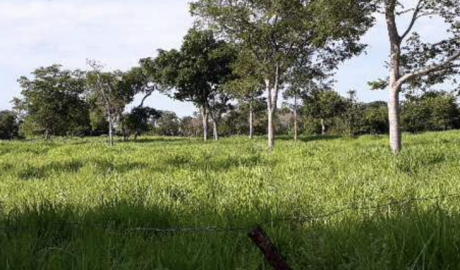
(0, 0, 448, 116)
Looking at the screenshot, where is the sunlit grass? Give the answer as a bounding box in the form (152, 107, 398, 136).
(1, 131, 460, 269)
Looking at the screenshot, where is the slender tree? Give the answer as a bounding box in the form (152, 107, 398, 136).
(86, 60, 134, 146)
(225, 49, 264, 139)
(369, 0, 460, 153)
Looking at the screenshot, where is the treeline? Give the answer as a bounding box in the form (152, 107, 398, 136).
(2, 80, 459, 140)
(1, 0, 459, 154)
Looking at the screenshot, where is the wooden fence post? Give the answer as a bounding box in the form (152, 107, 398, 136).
(248, 225, 292, 270)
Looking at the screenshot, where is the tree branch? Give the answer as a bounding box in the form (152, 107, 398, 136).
(400, 0, 424, 41)
(399, 50, 460, 86)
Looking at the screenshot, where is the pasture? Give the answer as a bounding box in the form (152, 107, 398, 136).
(1, 132, 460, 269)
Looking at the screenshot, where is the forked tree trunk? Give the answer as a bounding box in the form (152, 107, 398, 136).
(249, 103, 254, 139)
(386, 1, 403, 154)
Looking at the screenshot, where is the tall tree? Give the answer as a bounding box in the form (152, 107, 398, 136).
(14, 65, 89, 138)
(369, 0, 460, 153)
(192, 0, 375, 150)
(284, 56, 330, 140)
(151, 29, 236, 141)
(226, 49, 265, 139)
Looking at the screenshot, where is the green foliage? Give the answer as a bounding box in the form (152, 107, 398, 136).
(155, 111, 181, 136)
(89, 108, 109, 135)
(1, 132, 460, 269)
(154, 29, 236, 109)
(0, 111, 19, 140)
(358, 101, 390, 135)
(402, 91, 460, 132)
(15, 65, 90, 137)
(121, 107, 163, 139)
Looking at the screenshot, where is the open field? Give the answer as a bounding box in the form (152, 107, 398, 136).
(1, 132, 460, 269)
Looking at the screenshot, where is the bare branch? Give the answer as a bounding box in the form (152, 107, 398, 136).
(400, 0, 425, 41)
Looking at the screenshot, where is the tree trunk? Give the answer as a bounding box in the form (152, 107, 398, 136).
(388, 86, 402, 153)
(201, 106, 208, 141)
(321, 119, 326, 135)
(385, 1, 403, 154)
(266, 64, 280, 152)
(294, 95, 298, 141)
(212, 119, 218, 140)
(267, 108, 275, 150)
(108, 115, 114, 146)
(249, 103, 254, 140)
(294, 110, 298, 141)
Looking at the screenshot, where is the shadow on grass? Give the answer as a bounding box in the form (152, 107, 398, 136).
(1, 201, 460, 270)
(276, 135, 343, 143)
(120, 137, 193, 145)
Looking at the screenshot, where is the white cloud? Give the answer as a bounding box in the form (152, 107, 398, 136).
(0, 0, 455, 114)
(0, 0, 196, 115)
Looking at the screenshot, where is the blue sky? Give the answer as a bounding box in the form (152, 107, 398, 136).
(0, 0, 448, 117)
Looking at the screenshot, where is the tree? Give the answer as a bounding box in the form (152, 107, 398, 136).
(152, 29, 236, 141)
(86, 60, 135, 146)
(122, 107, 162, 140)
(402, 91, 460, 132)
(344, 90, 359, 136)
(14, 65, 90, 139)
(180, 114, 202, 137)
(302, 89, 347, 135)
(283, 56, 330, 140)
(192, 0, 375, 150)
(356, 101, 389, 135)
(369, 0, 460, 153)
(156, 111, 181, 136)
(225, 49, 265, 139)
(0, 111, 19, 140)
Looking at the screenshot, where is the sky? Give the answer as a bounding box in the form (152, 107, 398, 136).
(0, 0, 449, 117)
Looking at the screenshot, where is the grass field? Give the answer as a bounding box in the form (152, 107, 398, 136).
(1, 131, 460, 269)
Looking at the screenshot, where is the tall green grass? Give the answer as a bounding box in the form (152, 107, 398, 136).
(1, 132, 460, 269)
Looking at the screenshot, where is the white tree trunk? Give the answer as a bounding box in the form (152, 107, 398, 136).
(388, 86, 402, 153)
(266, 65, 280, 152)
(267, 108, 275, 150)
(294, 95, 298, 141)
(212, 119, 218, 140)
(321, 119, 326, 135)
(249, 103, 254, 139)
(294, 109, 298, 141)
(385, 1, 403, 154)
(108, 115, 114, 146)
(201, 106, 208, 141)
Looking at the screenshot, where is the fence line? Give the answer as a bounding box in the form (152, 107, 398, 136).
(1, 192, 460, 235)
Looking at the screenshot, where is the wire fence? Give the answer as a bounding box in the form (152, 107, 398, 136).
(1, 192, 460, 235)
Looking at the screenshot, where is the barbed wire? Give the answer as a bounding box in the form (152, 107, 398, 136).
(0, 192, 459, 235)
